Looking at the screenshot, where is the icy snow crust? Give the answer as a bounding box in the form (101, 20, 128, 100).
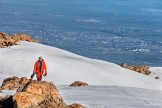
(58, 85, 162, 108)
(0, 42, 162, 91)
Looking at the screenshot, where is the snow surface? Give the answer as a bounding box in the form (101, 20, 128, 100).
(58, 86, 162, 108)
(1, 42, 162, 108)
(0, 41, 162, 91)
(149, 67, 162, 81)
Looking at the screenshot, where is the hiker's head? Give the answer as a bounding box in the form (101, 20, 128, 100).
(38, 56, 43, 61)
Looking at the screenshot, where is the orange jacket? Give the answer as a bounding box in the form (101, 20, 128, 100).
(33, 59, 47, 78)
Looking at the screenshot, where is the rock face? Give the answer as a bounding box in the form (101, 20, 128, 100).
(69, 81, 88, 87)
(13, 80, 68, 108)
(120, 63, 151, 75)
(1, 95, 14, 108)
(11, 33, 38, 43)
(0, 32, 38, 48)
(0, 96, 3, 108)
(68, 103, 85, 108)
(1, 77, 30, 90)
(0, 77, 85, 108)
(0, 32, 17, 47)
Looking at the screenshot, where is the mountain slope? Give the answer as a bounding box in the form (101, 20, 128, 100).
(0, 42, 162, 90)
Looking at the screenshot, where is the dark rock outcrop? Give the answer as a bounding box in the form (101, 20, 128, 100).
(155, 76, 160, 79)
(0, 96, 3, 108)
(69, 81, 88, 87)
(68, 103, 85, 108)
(120, 63, 151, 75)
(1, 95, 14, 108)
(1, 77, 30, 90)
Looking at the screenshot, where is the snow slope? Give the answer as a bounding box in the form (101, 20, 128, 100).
(149, 67, 162, 81)
(58, 85, 162, 108)
(0, 42, 162, 91)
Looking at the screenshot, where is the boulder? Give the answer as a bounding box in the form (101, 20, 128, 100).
(68, 103, 85, 108)
(11, 33, 38, 43)
(120, 63, 151, 75)
(1, 76, 20, 90)
(1, 76, 30, 90)
(13, 80, 68, 108)
(69, 81, 88, 87)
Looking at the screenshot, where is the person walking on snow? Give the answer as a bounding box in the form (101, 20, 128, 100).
(31, 56, 47, 81)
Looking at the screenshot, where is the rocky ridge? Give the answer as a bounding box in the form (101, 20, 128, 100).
(0, 32, 38, 48)
(120, 63, 151, 75)
(0, 77, 85, 108)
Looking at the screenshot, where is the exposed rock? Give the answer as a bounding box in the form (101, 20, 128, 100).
(70, 81, 88, 87)
(68, 103, 85, 108)
(1, 95, 14, 108)
(13, 80, 68, 108)
(11, 33, 38, 43)
(1, 76, 30, 90)
(120, 63, 151, 75)
(0, 96, 3, 108)
(0, 32, 38, 48)
(1, 76, 20, 90)
(155, 76, 160, 79)
(0, 32, 17, 47)
(0, 32, 9, 39)
(19, 77, 30, 88)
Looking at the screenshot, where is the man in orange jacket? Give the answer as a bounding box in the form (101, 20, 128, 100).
(31, 56, 47, 81)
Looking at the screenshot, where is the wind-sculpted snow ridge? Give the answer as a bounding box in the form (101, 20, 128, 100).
(0, 41, 162, 91)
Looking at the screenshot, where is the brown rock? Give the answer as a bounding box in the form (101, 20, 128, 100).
(0, 32, 18, 47)
(0, 32, 38, 48)
(11, 33, 38, 43)
(1, 76, 30, 90)
(13, 80, 68, 108)
(0, 40, 4, 48)
(1, 76, 20, 90)
(70, 81, 88, 87)
(19, 77, 30, 88)
(68, 103, 85, 108)
(120, 63, 151, 75)
(0, 32, 9, 39)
